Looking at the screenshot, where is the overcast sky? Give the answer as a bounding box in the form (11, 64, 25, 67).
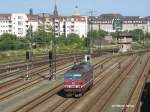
(0, 0, 149, 16)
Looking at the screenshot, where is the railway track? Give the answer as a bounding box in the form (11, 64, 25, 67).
(89, 56, 139, 112)
(0, 54, 84, 80)
(0, 56, 84, 101)
(0, 54, 85, 83)
(0, 52, 89, 75)
(5, 55, 113, 112)
(63, 55, 137, 112)
(2, 52, 148, 112)
(0, 57, 73, 87)
(9, 56, 128, 112)
(96, 54, 150, 112)
(0, 55, 107, 102)
(122, 55, 150, 112)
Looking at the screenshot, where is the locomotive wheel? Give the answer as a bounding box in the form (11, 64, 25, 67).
(75, 93, 83, 98)
(65, 93, 73, 98)
(88, 84, 93, 90)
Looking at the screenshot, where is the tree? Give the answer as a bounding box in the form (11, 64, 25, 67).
(31, 29, 52, 46)
(0, 33, 17, 41)
(129, 29, 144, 41)
(57, 34, 67, 46)
(0, 33, 29, 51)
(87, 29, 107, 46)
(145, 32, 150, 40)
(66, 33, 83, 46)
(97, 29, 107, 38)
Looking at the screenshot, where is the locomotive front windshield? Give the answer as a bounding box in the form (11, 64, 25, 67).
(64, 73, 81, 80)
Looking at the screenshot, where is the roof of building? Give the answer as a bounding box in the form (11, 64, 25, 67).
(100, 13, 123, 19)
(0, 14, 11, 20)
(27, 14, 39, 21)
(118, 32, 132, 37)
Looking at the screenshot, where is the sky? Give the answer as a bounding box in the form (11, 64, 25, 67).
(0, 0, 150, 16)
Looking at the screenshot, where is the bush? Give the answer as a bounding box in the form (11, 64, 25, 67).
(0, 33, 29, 51)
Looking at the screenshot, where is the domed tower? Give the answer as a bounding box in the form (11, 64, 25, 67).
(73, 5, 80, 16)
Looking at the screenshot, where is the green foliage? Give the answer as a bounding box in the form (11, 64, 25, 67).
(26, 24, 52, 47)
(110, 32, 119, 38)
(83, 37, 90, 48)
(145, 32, 150, 40)
(57, 34, 67, 46)
(33, 30, 52, 45)
(129, 29, 144, 41)
(66, 33, 83, 46)
(97, 29, 108, 38)
(87, 29, 107, 39)
(86, 29, 108, 47)
(0, 33, 29, 51)
(57, 33, 83, 47)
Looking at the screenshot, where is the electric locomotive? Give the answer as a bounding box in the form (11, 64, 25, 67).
(64, 61, 93, 97)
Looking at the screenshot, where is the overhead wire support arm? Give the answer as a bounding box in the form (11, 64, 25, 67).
(87, 10, 98, 54)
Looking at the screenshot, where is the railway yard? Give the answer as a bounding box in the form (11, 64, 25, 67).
(0, 51, 150, 112)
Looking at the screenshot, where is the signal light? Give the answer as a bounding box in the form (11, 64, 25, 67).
(26, 51, 32, 60)
(32, 43, 36, 49)
(49, 51, 53, 60)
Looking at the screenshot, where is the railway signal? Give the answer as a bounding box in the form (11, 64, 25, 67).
(26, 51, 33, 61)
(25, 51, 32, 80)
(49, 51, 53, 60)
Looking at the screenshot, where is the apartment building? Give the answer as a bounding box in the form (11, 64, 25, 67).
(38, 14, 88, 38)
(89, 14, 150, 33)
(0, 13, 39, 37)
(0, 14, 12, 35)
(0, 6, 150, 38)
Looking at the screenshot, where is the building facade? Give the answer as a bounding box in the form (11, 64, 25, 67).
(0, 13, 39, 37)
(0, 13, 87, 38)
(0, 13, 150, 38)
(117, 32, 133, 53)
(89, 14, 150, 33)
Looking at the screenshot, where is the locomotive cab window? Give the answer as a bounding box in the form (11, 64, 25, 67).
(64, 73, 81, 80)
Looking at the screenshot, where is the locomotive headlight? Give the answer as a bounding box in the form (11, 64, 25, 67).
(64, 85, 69, 88)
(76, 85, 80, 88)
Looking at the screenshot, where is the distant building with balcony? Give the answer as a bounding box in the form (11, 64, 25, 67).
(88, 14, 150, 33)
(0, 4, 87, 38)
(0, 12, 150, 38)
(117, 32, 133, 53)
(0, 14, 12, 35)
(0, 13, 38, 37)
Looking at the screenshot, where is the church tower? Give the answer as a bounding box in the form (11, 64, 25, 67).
(53, 1, 58, 16)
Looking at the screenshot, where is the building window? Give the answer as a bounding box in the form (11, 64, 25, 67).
(18, 16, 23, 19)
(18, 21, 23, 26)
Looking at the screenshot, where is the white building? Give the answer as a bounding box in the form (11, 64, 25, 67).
(89, 14, 150, 33)
(118, 32, 133, 53)
(1, 12, 150, 38)
(0, 4, 88, 38)
(0, 13, 38, 37)
(0, 14, 12, 35)
(0, 13, 87, 38)
(38, 15, 88, 38)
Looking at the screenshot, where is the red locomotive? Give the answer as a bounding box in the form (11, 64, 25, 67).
(64, 62, 93, 97)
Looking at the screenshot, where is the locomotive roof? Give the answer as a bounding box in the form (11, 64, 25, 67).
(67, 62, 92, 74)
